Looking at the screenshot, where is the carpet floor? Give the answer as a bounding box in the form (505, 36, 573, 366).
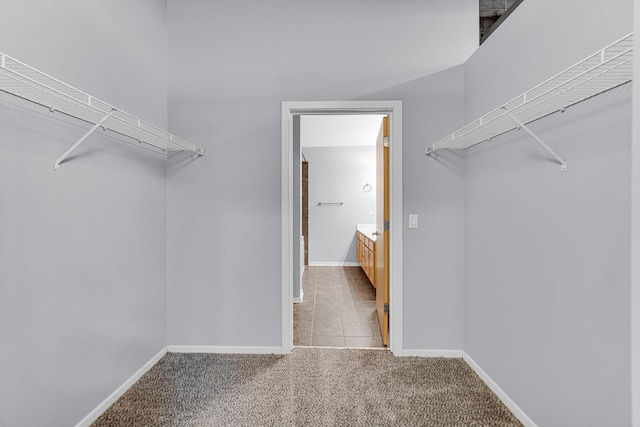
(92, 347, 523, 426)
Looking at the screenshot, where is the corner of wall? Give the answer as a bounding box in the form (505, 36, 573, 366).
(74, 347, 169, 427)
(462, 352, 537, 426)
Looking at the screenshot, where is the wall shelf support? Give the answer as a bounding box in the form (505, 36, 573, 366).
(501, 108, 567, 171)
(54, 109, 116, 171)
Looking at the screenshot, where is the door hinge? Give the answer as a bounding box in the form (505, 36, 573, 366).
(384, 303, 389, 314)
(383, 136, 390, 147)
(384, 220, 390, 231)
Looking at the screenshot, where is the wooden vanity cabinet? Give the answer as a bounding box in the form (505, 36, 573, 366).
(356, 230, 376, 288)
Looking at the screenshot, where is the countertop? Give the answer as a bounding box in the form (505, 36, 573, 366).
(356, 224, 377, 242)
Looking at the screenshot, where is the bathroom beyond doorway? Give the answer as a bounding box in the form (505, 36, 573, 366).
(293, 266, 384, 348)
(281, 100, 403, 353)
(296, 113, 387, 348)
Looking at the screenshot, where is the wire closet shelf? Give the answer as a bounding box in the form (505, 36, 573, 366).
(425, 32, 633, 170)
(0, 52, 205, 170)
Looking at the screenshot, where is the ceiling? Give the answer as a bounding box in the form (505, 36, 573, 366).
(300, 115, 386, 148)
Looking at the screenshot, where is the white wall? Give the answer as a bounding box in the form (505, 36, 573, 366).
(166, 0, 476, 349)
(0, 1, 169, 426)
(304, 146, 377, 264)
(463, 0, 633, 425)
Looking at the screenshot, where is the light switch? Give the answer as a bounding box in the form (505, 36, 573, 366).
(409, 214, 418, 229)
(368, 210, 375, 216)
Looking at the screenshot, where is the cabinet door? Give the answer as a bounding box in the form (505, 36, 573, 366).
(367, 246, 374, 284)
(363, 245, 369, 278)
(371, 242, 376, 288)
(365, 247, 370, 284)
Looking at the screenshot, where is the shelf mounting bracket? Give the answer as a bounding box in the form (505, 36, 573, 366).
(501, 108, 567, 171)
(54, 109, 117, 171)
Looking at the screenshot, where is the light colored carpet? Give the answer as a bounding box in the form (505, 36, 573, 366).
(93, 347, 522, 426)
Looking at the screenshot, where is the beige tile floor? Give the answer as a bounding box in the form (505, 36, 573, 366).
(293, 266, 384, 348)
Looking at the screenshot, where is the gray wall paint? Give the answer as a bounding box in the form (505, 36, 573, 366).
(362, 67, 467, 350)
(0, 2, 169, 426)
(166, 0, 475, 348)
(304, 146, 377, 264)
(463, 0, 633, 424)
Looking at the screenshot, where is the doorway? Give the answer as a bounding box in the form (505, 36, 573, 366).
(281, 101, 403, 355)
(296, 114, 385, 348)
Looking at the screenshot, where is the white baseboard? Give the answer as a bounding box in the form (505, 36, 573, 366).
(462, 352, 537, 427)
(397, 349, 535, 426)
(168, 345, 287, 355)
(75, 347, 168, 427)
(294, 288, 304, 304)
(309, 262, 360, 267)
(399, 349, 464, 358)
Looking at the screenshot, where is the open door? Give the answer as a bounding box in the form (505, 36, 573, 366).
(375, 116, 390, 346)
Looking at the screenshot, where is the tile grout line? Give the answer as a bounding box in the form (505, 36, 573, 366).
(332, 267, 345, 347)
(309, 268, 317, 346)
(300, 266, 383, 349)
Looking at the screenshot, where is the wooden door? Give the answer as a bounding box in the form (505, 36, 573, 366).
(375, 116, 390, 346)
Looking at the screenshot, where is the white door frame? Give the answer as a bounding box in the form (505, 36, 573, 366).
(281, 100, 403, 354)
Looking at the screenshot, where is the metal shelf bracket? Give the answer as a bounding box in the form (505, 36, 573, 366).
(501, 108, 567, 171)
(0, 51, 206, 169)
(423, 33, 632, 172)
(54, 109, 116, 171)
